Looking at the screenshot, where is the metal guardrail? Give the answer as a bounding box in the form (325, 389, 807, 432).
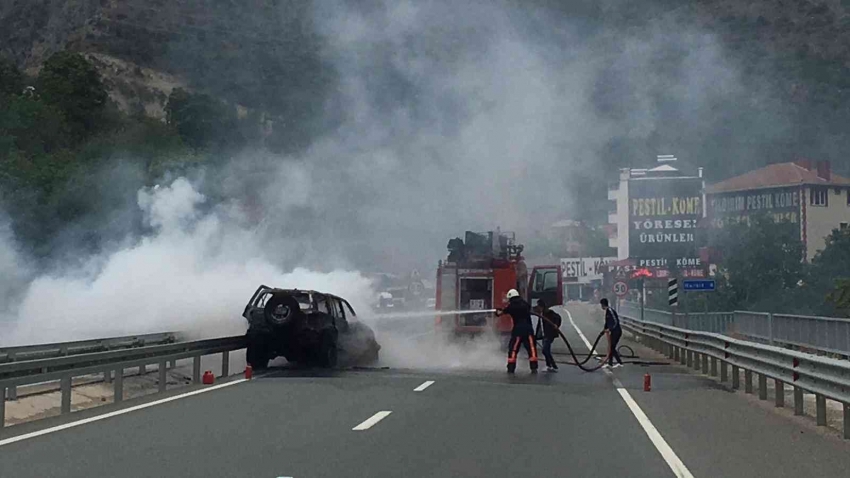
(619, 301, 850, 356)
(0, 332, 179, 363)
(0, 332, 180, 401)
(0, 335, 247, 430)
(620, 314, 850, 438)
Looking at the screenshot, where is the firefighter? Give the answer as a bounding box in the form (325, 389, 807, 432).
(534, 299, 561, 372)
(600, 298, 623, 368)
(496, 289, 538, 374)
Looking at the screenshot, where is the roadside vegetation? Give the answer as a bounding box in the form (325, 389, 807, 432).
(0, 53, 255, 262)
(645, 214, 850, 317)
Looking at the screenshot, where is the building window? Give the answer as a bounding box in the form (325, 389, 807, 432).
(811, 187, 828, 207)
(841, 222, 849, 231)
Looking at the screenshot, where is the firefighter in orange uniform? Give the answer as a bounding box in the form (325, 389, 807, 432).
(496, 289, 538, 374)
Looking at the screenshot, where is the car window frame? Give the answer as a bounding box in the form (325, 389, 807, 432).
(314, 293, 331, 315)
(341, 299, 357, 321)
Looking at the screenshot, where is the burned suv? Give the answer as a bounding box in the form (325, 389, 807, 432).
(242, 285, 380, 369)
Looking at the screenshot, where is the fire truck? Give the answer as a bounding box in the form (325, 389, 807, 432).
(435, 230, 563, 341)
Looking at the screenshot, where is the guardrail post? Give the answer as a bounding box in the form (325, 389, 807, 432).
(745, 370, 753, 393)
(758, 374, 767, 400)
(680, 348, 686, 365)
(222, 351, 230, 377)
(817, 395, 827, 426)
(732, 365, 740, 389)
(702, 354, 709, 374)
(768, 312, 775, 346)
(139, 364, 147, 375)
(169, 359, 177, 369)
(710, 357, 718, 377)
(193, 356, 201, 384)
(844, 404, 850, 439)
(158, 360, 167, 393)
(687, 351, 693, 368)
(0, 386, 5, 429)
(720, 361, 728, 382)
(114, 368, 124, 403)
(61, 376, 72, 414)
(103, 370, 112, 383)
(775, 380, 784, 407)
(6, 385, 16, 401)
(674, 347, 680, 362)
(794, 387, 804, 415)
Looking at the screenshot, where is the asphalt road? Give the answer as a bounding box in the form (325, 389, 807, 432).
(2, 303, 850, 477)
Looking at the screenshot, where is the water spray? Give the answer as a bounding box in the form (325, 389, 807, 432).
(372, 309, 498, 320)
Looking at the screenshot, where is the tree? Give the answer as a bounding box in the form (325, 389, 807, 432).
(0, 96, 70, 157)
(828, 279, 850, 317)
(709, 213, 806, 312)
(36, 52, 108, 140)
(165, 88, 243, 150)
(0, 56, 24, 100)
(809, 228, 850, 316)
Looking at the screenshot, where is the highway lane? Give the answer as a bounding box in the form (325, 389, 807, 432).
(565, 302, 850, 478)
(0, 366, 674, 477)
(2, 303, 850, 477)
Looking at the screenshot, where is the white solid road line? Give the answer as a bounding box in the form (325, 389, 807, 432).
(610, 375, 695, 478)
(0, 378, 248, 447)
(564, 308, 596, 354)
(413, 380, 435, 392)
(352, 411, 392, 431)
(566, 307, 695, 478)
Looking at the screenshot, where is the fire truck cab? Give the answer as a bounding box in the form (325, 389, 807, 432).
(435, 230, 563, 340)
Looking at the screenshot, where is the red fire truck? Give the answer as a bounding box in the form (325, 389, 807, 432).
(435, 230, 563, 341)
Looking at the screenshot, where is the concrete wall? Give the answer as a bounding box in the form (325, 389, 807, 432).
(804, 186, 850, 260)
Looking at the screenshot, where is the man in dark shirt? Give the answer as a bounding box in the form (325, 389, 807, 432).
(534, 299, 562, 372)
(496, 289, 538, 374)
(601, 298, 623, 368)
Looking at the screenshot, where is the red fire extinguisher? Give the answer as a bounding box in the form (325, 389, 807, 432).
(644, 373, 651, 392)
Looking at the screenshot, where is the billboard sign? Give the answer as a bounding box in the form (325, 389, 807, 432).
(629, 177, 704, 269)
(707, 187, 801, 228)
(560, 257, 618, 283)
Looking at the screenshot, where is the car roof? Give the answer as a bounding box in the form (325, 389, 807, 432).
(258, 286, 348, 302)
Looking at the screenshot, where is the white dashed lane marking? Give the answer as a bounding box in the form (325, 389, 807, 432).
(352, 411, 392, 431)
(413, 380, 435, 392)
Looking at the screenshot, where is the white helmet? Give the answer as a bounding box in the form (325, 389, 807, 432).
(506, 289, 519, 300)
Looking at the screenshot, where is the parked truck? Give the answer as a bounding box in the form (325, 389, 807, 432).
(435, 230, 563, 342)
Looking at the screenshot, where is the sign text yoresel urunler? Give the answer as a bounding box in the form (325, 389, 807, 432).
(629, 177, 703, 268)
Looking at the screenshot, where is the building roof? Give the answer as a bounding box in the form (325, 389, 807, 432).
(648, 164, 678, 172)
(707, 162, 850, 194)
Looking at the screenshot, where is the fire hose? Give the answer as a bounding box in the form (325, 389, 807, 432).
(527, 311, 612, 372)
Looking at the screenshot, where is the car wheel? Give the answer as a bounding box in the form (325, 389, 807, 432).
(320, 336, 338, 368)
(365, 346, 379, 365)
(246, 336, 269, 370)
(264, 293, 302, 327)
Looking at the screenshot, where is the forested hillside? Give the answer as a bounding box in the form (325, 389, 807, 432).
(2, 0, 850, 264)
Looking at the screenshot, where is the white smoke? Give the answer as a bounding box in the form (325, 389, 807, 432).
(0, 0, 766, 376)
(0, 178, 376, 346)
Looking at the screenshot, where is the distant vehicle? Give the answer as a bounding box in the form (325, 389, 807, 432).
(242, 285, 380, 369)
(376, 291, 394, 310)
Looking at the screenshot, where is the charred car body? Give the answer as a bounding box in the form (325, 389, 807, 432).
(242, 286, 380, 369)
